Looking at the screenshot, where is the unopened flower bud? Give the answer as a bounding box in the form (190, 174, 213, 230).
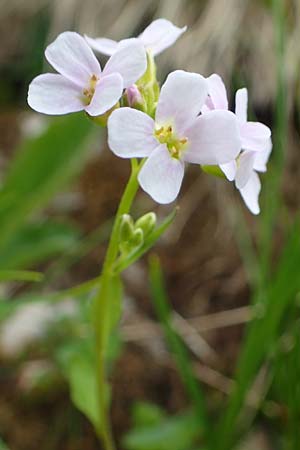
(135, 212, 156, 237)
(119, 214, 134, 243)
(125, 84, 145, 111)
(129, 227, 144, 249)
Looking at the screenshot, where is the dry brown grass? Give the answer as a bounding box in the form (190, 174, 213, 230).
(1, 0, 299, 107)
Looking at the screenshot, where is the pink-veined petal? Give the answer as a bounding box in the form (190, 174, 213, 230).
(138, 145, 184, 204)
(27, 73, 84, 115)
(220, 161, 237, 181)
(108, 107, 156, 158)
(240, 121, 271, 152)
(235, 151, 256, 189)
(201, 103, 213, 114)
(139, 19, 187, 56)
(205, 73, 228, 110)
(155, 70, 208, 135)
(85, 73, 123, 116)
(45, 32, 101, 87)
(239, 171, 261, 215)
(84, 36, 119, 56)
(103, 41, 146, 88)
(253, 138, 272, 172)
(235, 88, 248, 124)
(183, 110, 241, 165)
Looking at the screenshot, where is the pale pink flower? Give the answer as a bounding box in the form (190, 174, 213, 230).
(28, 32, 146, 116)
(85, 19, 186, 57)
(108, 70, 241, 204)
(204, 74, 272, 214)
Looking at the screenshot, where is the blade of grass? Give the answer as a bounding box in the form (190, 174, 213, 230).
(272, 320, 300, 450)
(213, 219, 300, 450)
(148, 255, 209, 441)
(258, 0, 287, 288)
(0, 221, 80, 270)
(0, 269, 43, 282)
(212, 3, 289, 448)
(0, 276, 100, 321)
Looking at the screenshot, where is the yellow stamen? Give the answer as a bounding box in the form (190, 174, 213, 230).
(154, 126, 164, 136)
(82, 74, 99, 105)
(153, 124, 188, 160)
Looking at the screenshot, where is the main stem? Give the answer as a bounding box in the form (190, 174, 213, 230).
(94, 159, 140, 450)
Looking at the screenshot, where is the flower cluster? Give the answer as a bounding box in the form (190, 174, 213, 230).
(28, 19, 272, 214)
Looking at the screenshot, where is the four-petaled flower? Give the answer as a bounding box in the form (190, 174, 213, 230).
(28, 32, 146, 116)
(204, 74, 272, 214)
(108, 70, 241, 204)
(85, 19, 186, 57)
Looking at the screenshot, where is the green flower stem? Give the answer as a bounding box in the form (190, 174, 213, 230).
(93, 158, 140, 450)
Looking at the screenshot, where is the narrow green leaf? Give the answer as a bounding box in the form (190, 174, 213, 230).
(214, 221, 300, 450)
(148, 255, 208, 438)
(0, 269, 43, 282)
(258, 0, 287, 286)
(0, 221, 80, 270)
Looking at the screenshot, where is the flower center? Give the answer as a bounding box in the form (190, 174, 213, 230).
(82, 74, 98, 105)
(154, 124, 188, 159)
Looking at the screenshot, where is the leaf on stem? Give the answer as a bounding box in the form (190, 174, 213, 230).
(58, 342, 102, 432)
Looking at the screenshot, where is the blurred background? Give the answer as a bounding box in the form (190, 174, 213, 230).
(0, 1, 300, 449)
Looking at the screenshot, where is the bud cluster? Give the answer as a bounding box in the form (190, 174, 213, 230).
(118, 212, 156, 254)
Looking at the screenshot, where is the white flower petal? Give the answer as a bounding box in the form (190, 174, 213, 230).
(114, 38, 139, 50)
(139, 19, 187, 56)
(155, 70, 208, 134)
(220, 161, 237, 181)
(235, 151, 256, 189)
(85, 73, 123, 116)
(138, 145, 184, 204)
(103, 41, 146, 88)
(108, 107, 156, 158)
(253, 138, 272, 172)
(183, 110, 241, 165)
(239, 171, 261, 215)
(45, 32, 101, 87)
(205, 73, 228, 110)
(84, 36, 118, 56)
(27, 73, 84, 115)
(240, 122, 271, 152)
(235, 88, 248, 124)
